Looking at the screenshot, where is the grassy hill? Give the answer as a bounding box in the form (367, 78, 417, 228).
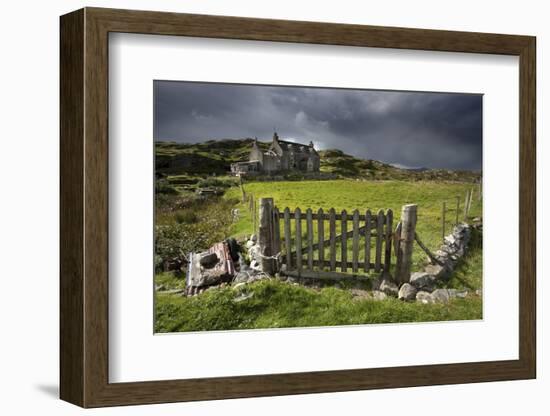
(155, 139, 481, 182)
(318, 149, 480, 182)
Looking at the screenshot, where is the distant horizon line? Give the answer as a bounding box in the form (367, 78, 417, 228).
(154, 137, 482, 173)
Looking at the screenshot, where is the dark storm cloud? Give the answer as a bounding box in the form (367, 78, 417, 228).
(154, 81, 482, 171)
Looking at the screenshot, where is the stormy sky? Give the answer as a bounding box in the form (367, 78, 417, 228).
(154, 81, 482, 171)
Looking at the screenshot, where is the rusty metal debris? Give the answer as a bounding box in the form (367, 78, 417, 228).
(186, 241, 236, 295)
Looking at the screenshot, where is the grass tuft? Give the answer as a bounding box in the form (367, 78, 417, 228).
(155, 279, 482, 333)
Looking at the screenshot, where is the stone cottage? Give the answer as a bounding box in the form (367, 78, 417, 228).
(231, 132, 320, 175)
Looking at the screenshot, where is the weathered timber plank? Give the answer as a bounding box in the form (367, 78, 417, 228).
(365, 210, 371, 273)
(442, 201, 446, 242)
(306, 208, 313, 270)
(384, 209, 393, 273)
(258, 198, 275, 274)
(307, 259, 377, 269)
(341, 210, 348, 272)
(352, 209, 360, 273)
(277, 211, 377, 224)
(463, 189, 470, 220)
(375, 210, 384, 272)
(283, 208, 292, 270)
(455, 196, 460, 226)
(283, 225, 380, 258)
(329, 208, 336, 271)
(272, 207, 281, 268)
(318, 208, 324, 267)
(394, 204, 418, 284)
(282, 269, 371, 281)
(295, 208, 302, 272)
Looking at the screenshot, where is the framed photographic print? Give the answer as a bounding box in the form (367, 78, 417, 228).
(60, 7, 536, 408)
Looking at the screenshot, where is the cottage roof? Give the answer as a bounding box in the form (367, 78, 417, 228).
(273, 139, 318, 155)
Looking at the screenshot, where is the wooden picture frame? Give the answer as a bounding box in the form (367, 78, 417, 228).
(60, 7, 536, 408)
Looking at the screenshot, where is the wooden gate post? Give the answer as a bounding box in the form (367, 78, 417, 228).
(442, 201, 446, 242)
(258, 198, 275, 274)
(394, 204, 417, 284)
(455, 195, 460, 225)
(463, 189, 470, 221)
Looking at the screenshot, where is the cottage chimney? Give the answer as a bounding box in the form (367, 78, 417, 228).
(309, 141, 314, 148)
(273, 131, 279, 142)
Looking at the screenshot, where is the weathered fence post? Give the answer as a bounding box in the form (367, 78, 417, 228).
(249, 194, 254, 227)
(283, 208, 292, 270)
(239, 175, 246, 202)
(468, 187, 474, 213)
(478, 181, 482, 201)
(394, 204, 417, 284)
(352, 210, 360, 273)
(375, 210, 384, 272)
(295, 208, 303, 273)
(329, 208, 336, 271)
(463, 189, 470, 221)
(306, 208, 313, 270)
(272, 206, 281, 270)
(258, 198, 275, 274)
(384, 209, 393, 273)
(455, 196, 460, 225)
(253, 197, 257, 234)
(317, 208, 325, 268)
(364, 210, 372, 273)
(442, 201, 446, 242)
(341, 210, 348, 272)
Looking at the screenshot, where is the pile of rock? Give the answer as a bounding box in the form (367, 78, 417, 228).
(373, 223, 473, 303)
(433, 223, 472, 268)
(407, 223, 472, 303)
(231, 234, 271, 285)
(244, 234, 262, 272)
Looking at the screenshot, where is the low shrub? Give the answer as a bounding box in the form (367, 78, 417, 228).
(174, 209, 199, 224)
(154, 196, 236, 272)
(198, 177, 235, 189)
(156, 182, 178, 195)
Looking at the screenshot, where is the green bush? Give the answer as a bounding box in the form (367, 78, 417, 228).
(154, 196, 236, 272)
(156, 182, 178, 195)
(174, 209, 199, 224)
(198, 177, 234, 188)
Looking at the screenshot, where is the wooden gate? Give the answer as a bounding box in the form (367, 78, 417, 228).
(257, 197, 395, 280)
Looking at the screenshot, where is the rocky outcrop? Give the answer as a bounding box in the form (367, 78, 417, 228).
(398, 283, 417, 301)
(400, 223, 476, 303)
(409, 272, 436, 291)
(379, 278, 399, 297)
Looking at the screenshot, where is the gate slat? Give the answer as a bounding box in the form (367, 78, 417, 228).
(341, 210, 348, 272)
(352, 209, 360, 273)
(329, 208, 336, 271)
(311, 259, 377, 269)
(317, 208, 324, 269)
(283, 208, 292, 270)
(306, 208, 313, 270)
(384, 209, 393, 273)
(375, 210, 384, 272)
(364, 210, 372, 273)
(295, 208, 302, 272)
(273, 208, 281, 267)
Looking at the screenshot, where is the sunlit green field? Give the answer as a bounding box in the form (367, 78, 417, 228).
(155, 178, 482, 332)
(225, 179, 482, 271)
(155, 277, 482, 333)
